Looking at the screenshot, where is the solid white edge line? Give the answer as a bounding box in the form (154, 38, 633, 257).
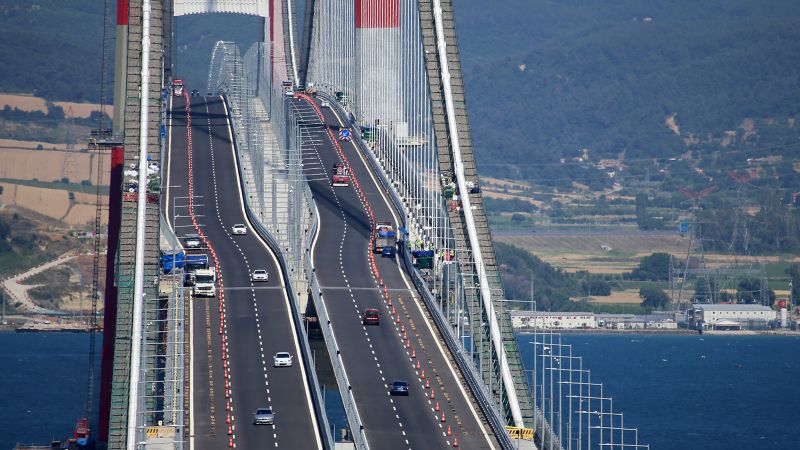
(330, 105, 497, 450)
(221, 97, 323, 450)
(167, 94, 196, 450)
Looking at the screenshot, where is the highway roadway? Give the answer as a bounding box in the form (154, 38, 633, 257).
(295, 95, 499, 450)
(165, 94, 322, 449)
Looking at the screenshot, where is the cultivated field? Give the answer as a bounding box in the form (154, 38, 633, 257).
(0, 146, 105, 182)
(495, 231, 800, 275)
(0, 93, 110, 119)
(496, 232, 689, 273)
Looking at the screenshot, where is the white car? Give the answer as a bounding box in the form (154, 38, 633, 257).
(320, 100, 330, 108)
(231, 224, 247, 235)
(251, 269, 269, 282)
(273, 352, 293, 367)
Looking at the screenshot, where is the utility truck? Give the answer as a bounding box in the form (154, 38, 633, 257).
(172, 79, 184, 97)
(373, 221, 397, 254)
(331, 163, 351, 187)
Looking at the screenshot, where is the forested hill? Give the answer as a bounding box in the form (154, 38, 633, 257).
(455, 0, 800, 181)
(0, 1, 106, 102)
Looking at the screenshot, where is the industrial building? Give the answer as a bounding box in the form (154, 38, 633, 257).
(689, 304, 777, 330)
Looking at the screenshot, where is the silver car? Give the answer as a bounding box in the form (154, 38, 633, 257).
(273, 352, 293, 367)
(231, 224, 247, 235)
(184, 233, 201, 248)
(251, 269, 269, 282)
(253, 407, 274, 425)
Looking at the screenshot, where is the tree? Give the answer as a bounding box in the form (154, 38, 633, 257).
(581, 279, 612, 296)
(627, 253, 673, 281)
(640, 286, 670, 309)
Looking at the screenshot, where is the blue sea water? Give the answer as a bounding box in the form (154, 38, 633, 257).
(0, 332, 99, 449)
(2, 332, 799, 449)
(518, 333, 800, 450)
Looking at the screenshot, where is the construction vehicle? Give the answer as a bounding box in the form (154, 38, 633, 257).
(373, 221, 397, 254)
(184, 253, 209, 271)
(193, 268, 216, 297)
(172, 79, 184, 97)
(331, 163, 351, 187)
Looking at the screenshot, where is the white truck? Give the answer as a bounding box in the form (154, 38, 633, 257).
(193, 268, 216, 297)
(172, 79, 184, 97)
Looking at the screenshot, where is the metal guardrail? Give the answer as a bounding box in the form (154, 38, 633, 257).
(319, 90, 518, 450)
(221, 94, 335, 450)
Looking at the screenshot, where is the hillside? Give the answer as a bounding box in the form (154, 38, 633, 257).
(455, 0, 800, 186)
(0, 1, 107, 102)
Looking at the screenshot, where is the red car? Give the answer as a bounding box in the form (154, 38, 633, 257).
(363, 309, 380, 325)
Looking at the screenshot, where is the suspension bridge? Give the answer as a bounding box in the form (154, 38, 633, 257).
(90, 1, 649, 449)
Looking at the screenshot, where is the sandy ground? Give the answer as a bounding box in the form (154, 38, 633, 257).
(2, 253, 77, 313)
(0, 93, 110, 119)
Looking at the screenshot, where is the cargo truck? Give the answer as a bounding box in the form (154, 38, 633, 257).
(193, 268, 216, 297)
(373, 221, 397, 254)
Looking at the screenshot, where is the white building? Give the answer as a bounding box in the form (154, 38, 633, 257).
(690, 304, 777, 330)
(510, 311, 597, 330)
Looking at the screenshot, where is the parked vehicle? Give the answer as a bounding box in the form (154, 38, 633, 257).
(193, 268, 216, 297)
(183, 233, 201, 249)
(331, 163, 351, 187)
(185, 253, 209, 271)
(172, 79, 184, 97)
(373, 222, 397, 253)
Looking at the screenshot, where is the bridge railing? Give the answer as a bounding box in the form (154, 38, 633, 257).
(320, 90, 515, 448)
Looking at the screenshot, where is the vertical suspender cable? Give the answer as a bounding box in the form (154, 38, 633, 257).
(431, 0, 524, 427)
(128, 0, 152, 446)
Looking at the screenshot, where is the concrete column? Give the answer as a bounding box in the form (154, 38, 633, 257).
(356, 0, 401, 125)
(112, 0, 129, 138)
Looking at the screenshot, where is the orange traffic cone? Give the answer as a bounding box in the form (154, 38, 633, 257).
(435, 401, 440, 411)
(430, 388, 435, 399)
(453, 437, 459, 447)
(441, 411, 446, 422)
(446, 425, 452, 436)
(421, 369, 425, 379)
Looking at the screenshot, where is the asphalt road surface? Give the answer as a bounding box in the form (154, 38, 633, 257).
(165, 94, 321, 449)
(295, 96, 498, 450)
